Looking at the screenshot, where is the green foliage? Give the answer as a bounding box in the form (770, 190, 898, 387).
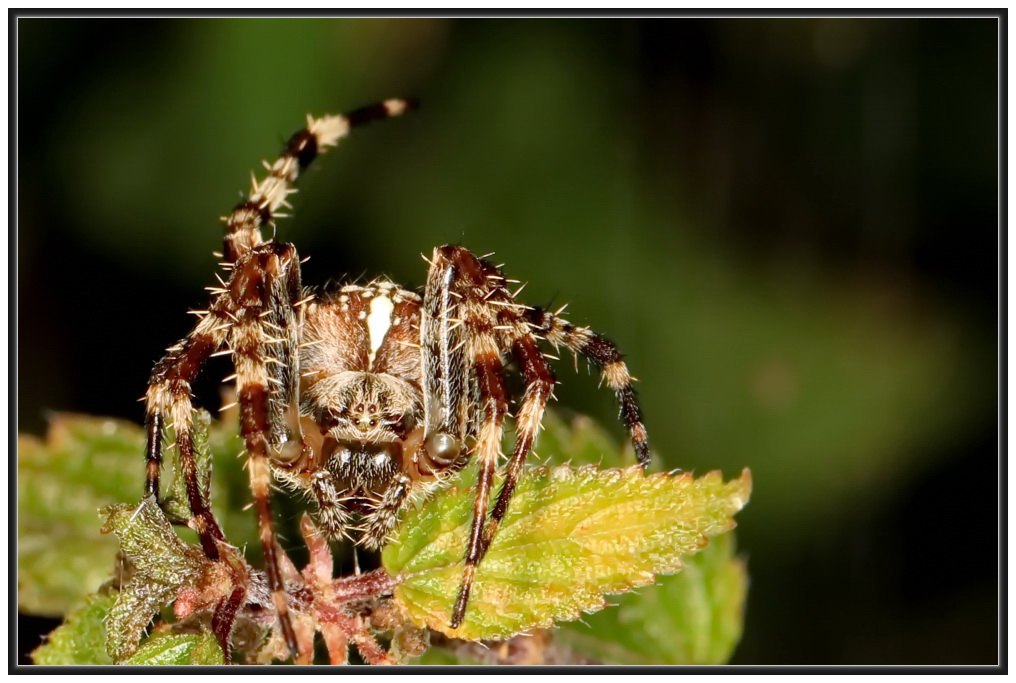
(412, 534, 746, 666)
(17, 411, 256, 620)
(555, 533, 747, 665)
(32, 589, 224, 667)
(100, 498, 207, 662)
(124, 631, 224, 666)
(18, 417, 145, 616)
(385, 464, 750, 642)
(21, 409, 750, 665)
(31, 593, 116, 665)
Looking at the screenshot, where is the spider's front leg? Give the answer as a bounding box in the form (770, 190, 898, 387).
(422, 246, 556, 630)
(145, 242, 307, 661)
(226, 242, 309, 659)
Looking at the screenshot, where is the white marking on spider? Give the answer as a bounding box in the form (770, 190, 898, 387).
(366, 292, 394, 366)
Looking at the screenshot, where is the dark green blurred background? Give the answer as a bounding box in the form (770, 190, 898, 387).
(17, 18, 999, 664)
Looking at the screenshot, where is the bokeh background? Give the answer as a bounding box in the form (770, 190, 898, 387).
(17, 17, 999, 665)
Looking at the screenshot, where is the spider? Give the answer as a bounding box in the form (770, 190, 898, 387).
(142, 99, 651, 662)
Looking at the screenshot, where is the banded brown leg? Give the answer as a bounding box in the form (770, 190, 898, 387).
(525, 306, 651, 468)
(221, 98, 417, 264)
(145, 297, 233, 558)
(227, 242, 306, 658)
(486, 306, 556, 549)
(424, 246, 529, 630)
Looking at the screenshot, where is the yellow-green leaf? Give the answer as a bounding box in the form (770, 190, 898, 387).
(556, 532, 748, 664)
(384, 465, 751, 641)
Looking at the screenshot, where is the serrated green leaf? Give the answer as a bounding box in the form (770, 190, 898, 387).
(124, 630, 224, 665)
(18, 416, 147, 616)
(557, 532, 747, 664)
(31, 593, 116, 665)
(417, 536, 747, 665)
(101, 497, 206, 662)
(384, 465, 751, 641)
(101, 498, 206, 585)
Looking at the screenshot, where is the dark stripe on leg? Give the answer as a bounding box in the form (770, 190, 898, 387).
(211, 585, 246, 665)
(239, 383, 299, 657)
(145, 413, 163, 498)
(616, 385, 650, 467)
(347, 98, 418, 128)
(451, 449, 496, 630)
(178, 426, 225, 559)
(285, 129, 318, 170)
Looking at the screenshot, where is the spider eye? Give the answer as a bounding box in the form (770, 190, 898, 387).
(425, 432, 461, 465)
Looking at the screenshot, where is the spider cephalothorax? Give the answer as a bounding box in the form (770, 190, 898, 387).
(274, 280, 467, 546)
(143, 99, 651, 662)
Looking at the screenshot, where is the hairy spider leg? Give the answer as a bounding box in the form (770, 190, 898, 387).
(358, 472, 414, 549)
(145, 307, 232, 555)
(422, 247, 509, 630)
(484, 280, 557, 547)
(525, 307, 651, 468)
(222, 99, 417, 264)
(423, 247, 557, 630)
(224, 242, 313, 660)
(145, 242, 306, 660)
(425, 248, 652, 628)
(145, 99, 416, 661)
(210, 579, 248, 665)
